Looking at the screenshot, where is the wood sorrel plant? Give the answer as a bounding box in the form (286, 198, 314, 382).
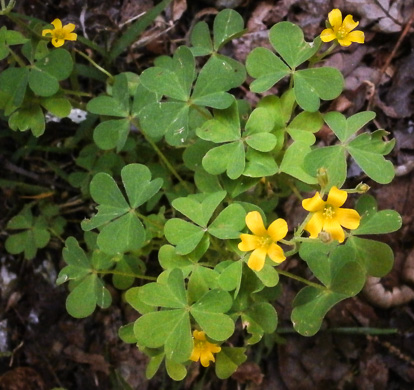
(1, 5, 402, 382)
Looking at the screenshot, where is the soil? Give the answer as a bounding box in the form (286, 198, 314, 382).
(1, 0, 414, 389)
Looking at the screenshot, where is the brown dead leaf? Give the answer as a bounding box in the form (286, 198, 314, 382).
(232, 362, 264, 384)
(0, 367, 45, 390)
(172, 0, 187, 21)
(64, 345, 110, 375)
(247, 2, 274, 32)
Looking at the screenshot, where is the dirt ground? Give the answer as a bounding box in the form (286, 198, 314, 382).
(1, 0, 414, 389)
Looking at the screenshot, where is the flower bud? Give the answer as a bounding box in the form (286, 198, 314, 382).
(355, 182, 370, 194)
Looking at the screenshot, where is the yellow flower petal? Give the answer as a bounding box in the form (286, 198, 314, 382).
(211, 345, 221, 354)
(328, 9, 342, 29)
(267, 243, 286, 264)
(51, 18, 62, 30)
(247, 247, 267, 271)
(337, 38, 352, 47)
(52, 38, 65, 47)
(336, 208, 361, 230)
(193, 330, 206, 340)
(304, 212, 324, 238)
(42, 29, 52, 36)
(62, 23, 76, 33)
(190, 348, 201, 362)
(302, 192, 325, 212)
(245, 211, 267, 236)
(327, 186, 347, 207)
(238, 234, 260, 252)
(66, 32, 78, 41)
(323, 218, 345, 242)
(200, 351, 214, 367)
(342, 14, 359, 32)
(347, 30, 364, 44)
(320, 28, 337, 42)
(267, 218, 288, 242)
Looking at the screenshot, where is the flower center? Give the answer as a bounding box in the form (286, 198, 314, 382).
(54, 29, 66, 39)
(337, 26, 348, 39)
(193, 339, 204, 349)
(323, 204, 335, 219)
(258, 235, 273, 248)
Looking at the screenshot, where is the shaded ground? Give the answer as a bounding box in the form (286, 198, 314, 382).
(1, 0, 414, 389)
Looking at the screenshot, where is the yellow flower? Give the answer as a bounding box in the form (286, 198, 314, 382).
(190, 330, 221, 367)
(302, 186, 361, 243)
(42, 19, 77, 48)
(320, 9, 364, 47)
(238, 211, 288, 272)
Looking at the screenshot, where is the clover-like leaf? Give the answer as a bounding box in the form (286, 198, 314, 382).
(5, 208, 50, 260)
(293, 67, 344, 112)
(348, 130, 396, 184)
(81, 164, 162, 254)
(324, 111, 376, 143)
(293, 243, 366, 336)
(269, 22, 321, 69)
(215, 347, 247, 379)
(213, 9, 245, 51)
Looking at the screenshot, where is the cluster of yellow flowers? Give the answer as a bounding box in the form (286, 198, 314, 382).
(239, 186, 361, 272)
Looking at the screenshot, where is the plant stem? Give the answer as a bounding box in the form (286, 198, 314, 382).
(74, 49, 114, 81)
(98, 269, 157, 281)
(278, 269, 325, 290)
(7, 47, 26, 67)
(140, 130, 192, 193)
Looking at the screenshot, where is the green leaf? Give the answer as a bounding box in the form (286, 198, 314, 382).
(269, 22, 321, 68)
(353, 209, 402, 235)
(192, 55, 245, 108)
(140, 46, 195, 101)
(172, 191, 226, 227)
(246, 47, 290, 93)
(28, 68, 60, 97)
(188, 265, 219, 302)
(158, 245, 193, 270)
(93, 118, 130, 151)
(35, 48, 73, 81)
(57, 237, 92, 284)
(190, 290, 234, 340)
(87, 96, 130, 117)
(279, 142, 318, 184)
(164, 219, 205, 255)
(5, 209, 50, 260)
(245, 133, 277, 152)
(348, 130, 396, 184)
(346, 237, 394, 277)
(140, 101, 189, 145)
(122, 164, 163, 208)
(139, 269, 187, 308)
(134, 310, 192, 363)
(241, 302, 277, 344)
(0, 67, 28, 115)
(202, 141, 245, 179)
(118, 323, 137, 344)
(66, 274, 111, 318)
(190, 21, 213, 56)
(287, 111, 323, 145)
(165, 358, 187, 381)
(293, 67, 344, 112)
(218, 261, 243, 294)
(215, 347, 247, 379)
(208, 204, 246, 239)
(254, 264, 279, 287)
(244, 149, 278, 178)
(196, 102, 240, 143)
(8, 103, 45, 136)
(324, 111, 376, 143)
(304, 145, 347, 188)
(41, 96, 71, 117)
(97, 212, 145, 255)
(213, 9, 245, 51)
(293, 243, 366, 335)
